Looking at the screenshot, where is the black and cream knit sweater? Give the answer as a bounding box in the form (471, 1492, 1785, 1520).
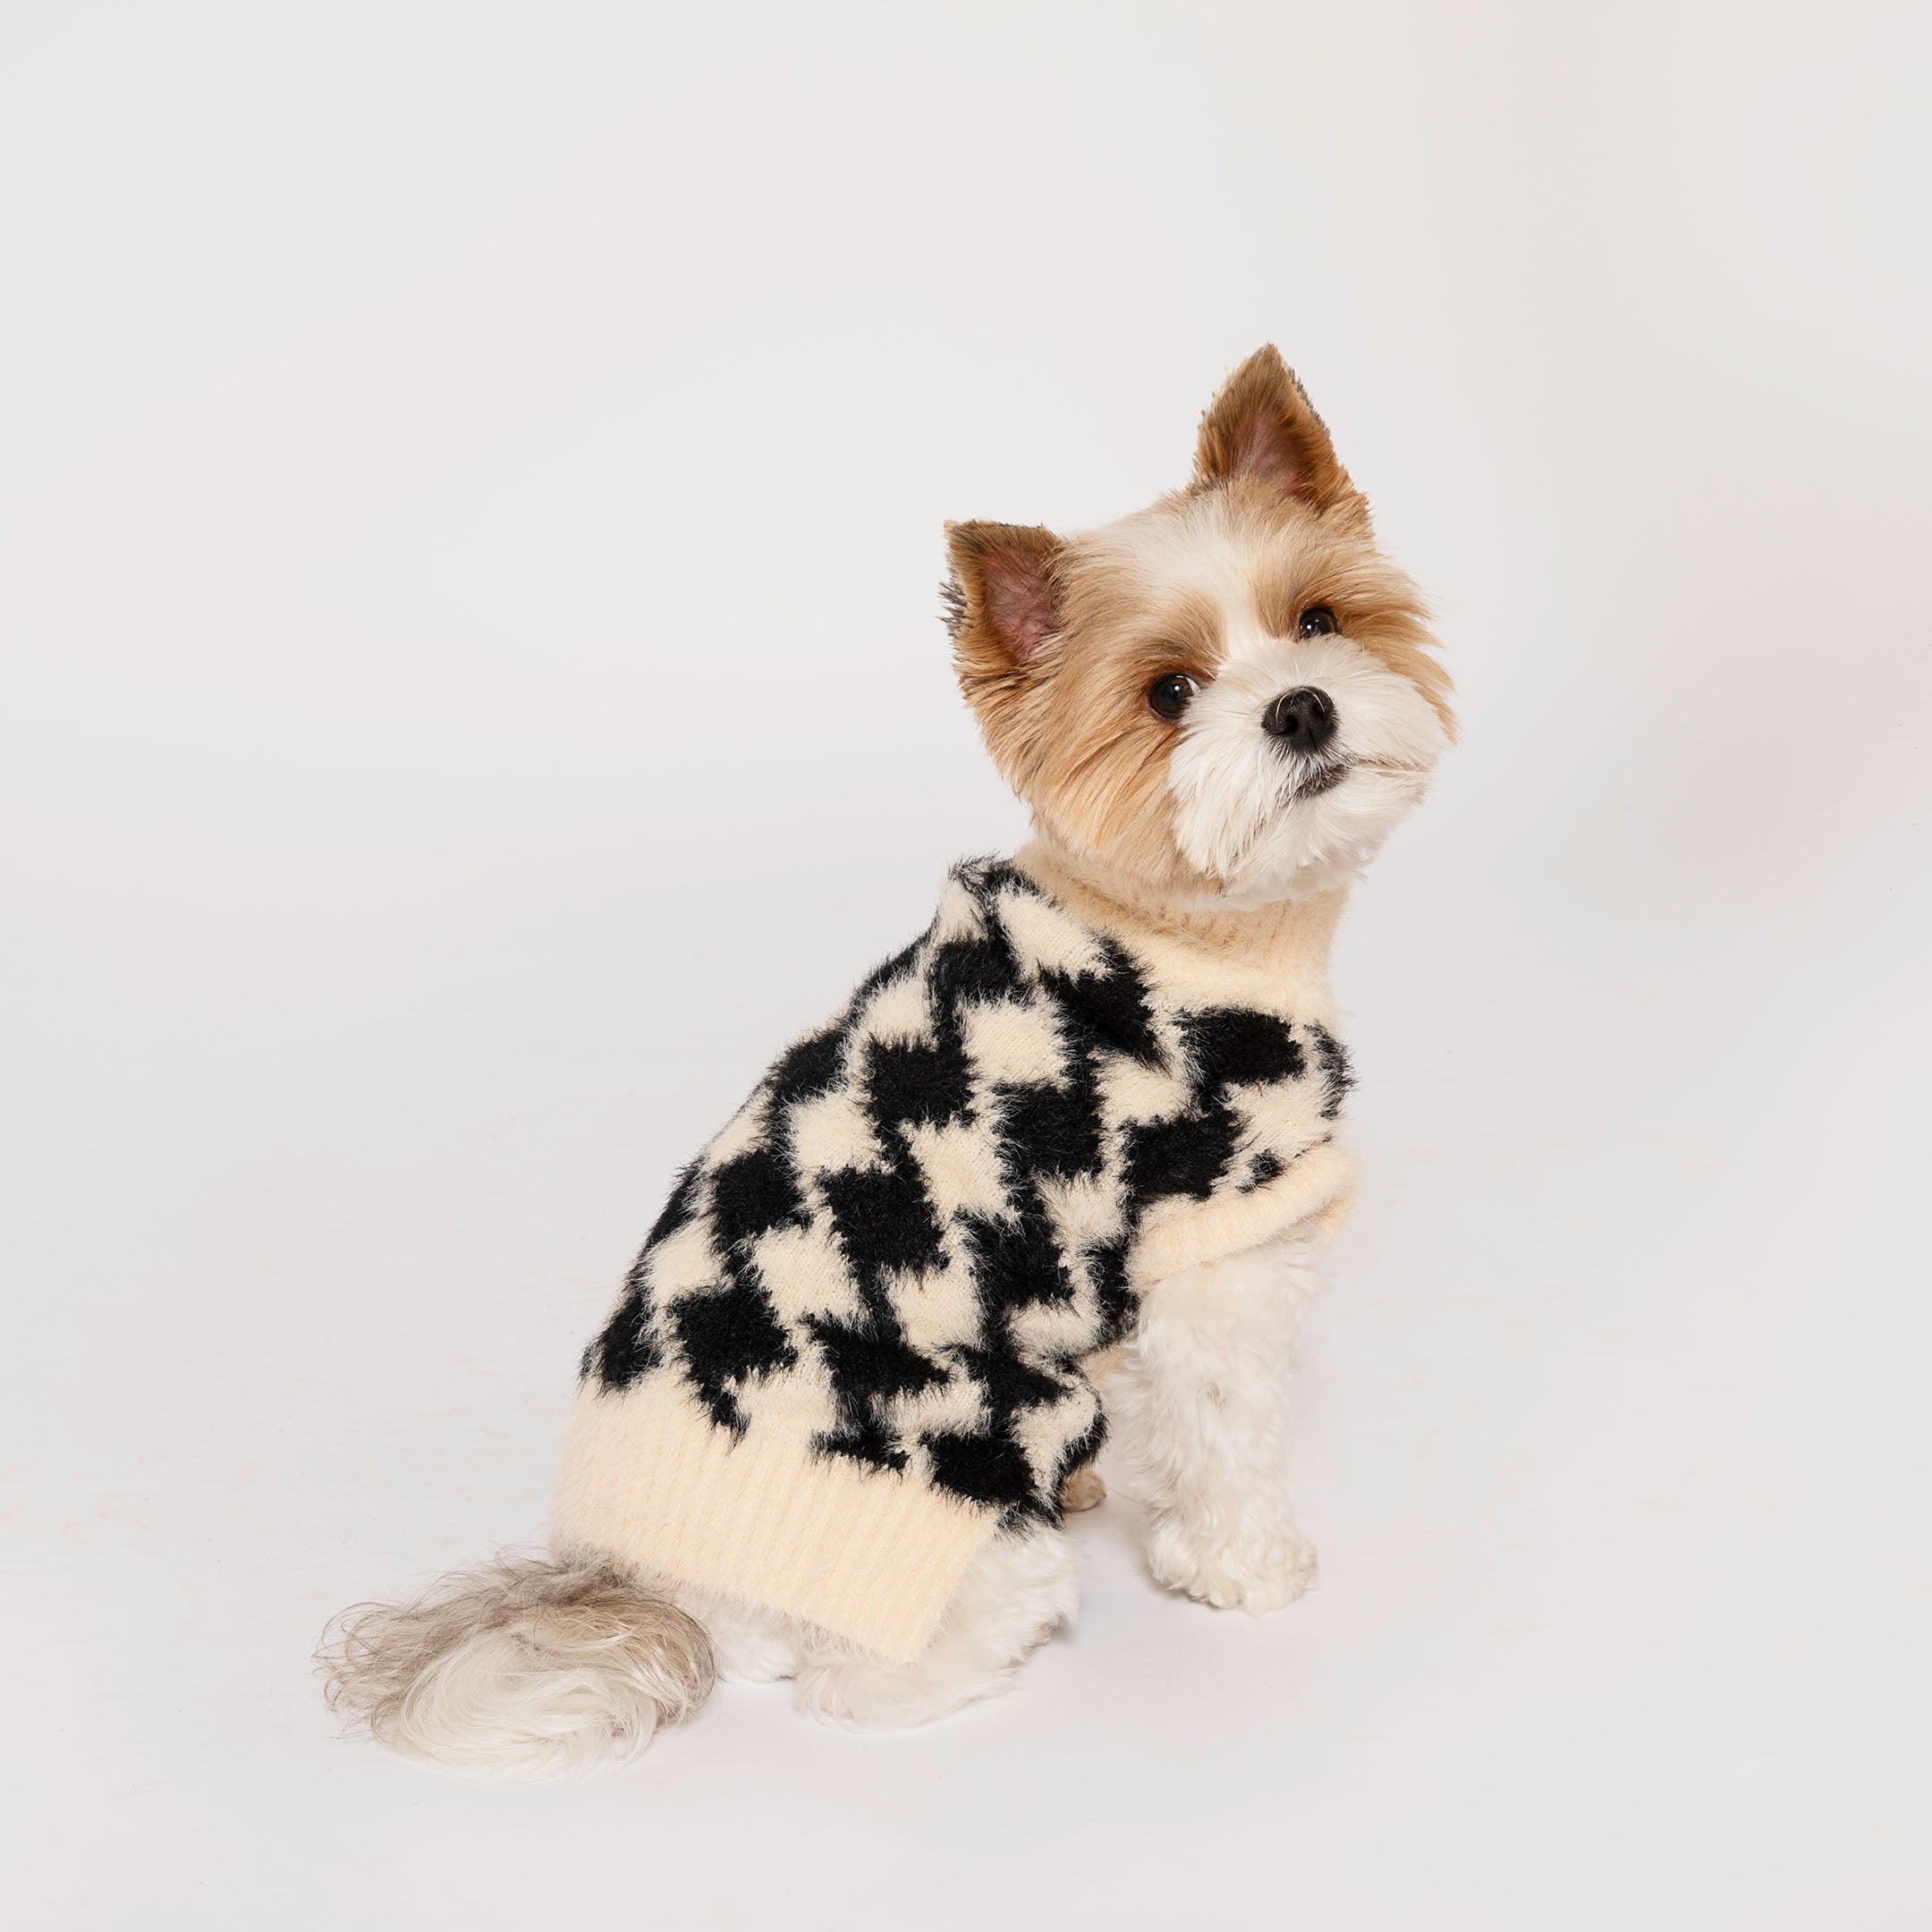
(555, 855, 1358, 1658)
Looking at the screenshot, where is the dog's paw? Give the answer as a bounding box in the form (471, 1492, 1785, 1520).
(1059, 1464, 1106, 1513)
(1143, 1515, 1318, 1614)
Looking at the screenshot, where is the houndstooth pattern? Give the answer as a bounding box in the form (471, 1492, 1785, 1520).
(583, 859, 1352, 1525)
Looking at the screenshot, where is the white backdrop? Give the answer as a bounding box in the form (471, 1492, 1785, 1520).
(4, 3, 1928, 1926)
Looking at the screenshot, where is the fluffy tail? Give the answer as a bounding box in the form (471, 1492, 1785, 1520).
(318, 1551, 715, 1779)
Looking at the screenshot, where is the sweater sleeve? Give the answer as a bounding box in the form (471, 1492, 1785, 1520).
(1126, 1138, 1358, 1286)
(1110, 1002, 1360, 1286)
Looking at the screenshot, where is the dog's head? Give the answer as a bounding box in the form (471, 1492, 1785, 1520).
(945, 347, 1453, 907)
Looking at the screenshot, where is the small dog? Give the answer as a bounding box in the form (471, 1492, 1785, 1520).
(321, 346, 1452, 1776)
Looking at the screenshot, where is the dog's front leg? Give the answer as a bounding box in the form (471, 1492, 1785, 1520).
(1112, 1225, 1324, 1614)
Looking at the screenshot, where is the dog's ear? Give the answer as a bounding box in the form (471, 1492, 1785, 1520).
(1193, 345, 1354, 508)
(944, 521, 1065, 680)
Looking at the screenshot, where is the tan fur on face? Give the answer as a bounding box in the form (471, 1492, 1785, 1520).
(945, 349, 1453, 899)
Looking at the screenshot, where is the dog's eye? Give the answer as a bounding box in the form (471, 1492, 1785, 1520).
(1296, 606, 1339, 638)
(1146, 672, 1199, 720)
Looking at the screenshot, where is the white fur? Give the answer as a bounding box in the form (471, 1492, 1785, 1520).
(679, 1523, 1077, 1728)
(322, 1530, 1077, 1779)
(465, 1527, 1078, 1758)
(1168, 630, 1446, 905)
(1109, 1228, 1326, 1610)
(317, 1553, 716, 1781)
(791, 1525, 1078, 1726)
(677, 1586, 804, 1685)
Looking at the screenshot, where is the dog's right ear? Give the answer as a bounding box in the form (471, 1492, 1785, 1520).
(1193, 345, 1355, 509)
(943, 521, 1065, 689)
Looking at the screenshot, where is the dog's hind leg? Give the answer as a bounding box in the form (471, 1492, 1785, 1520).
(790, 1522, 1078, 1729)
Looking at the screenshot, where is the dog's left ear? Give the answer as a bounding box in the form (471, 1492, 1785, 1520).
(944, 521, 1065, 678)
(944, 521, 1064, 776)
(1193, 345, 1356, 509)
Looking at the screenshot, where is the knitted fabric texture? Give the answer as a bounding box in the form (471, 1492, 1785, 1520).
(555, 857, 1355, 1658)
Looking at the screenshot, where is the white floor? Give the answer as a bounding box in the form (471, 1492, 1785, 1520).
(5, 3, 1928, 1925)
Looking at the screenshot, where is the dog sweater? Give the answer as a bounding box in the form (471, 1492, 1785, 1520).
(554, 855, 1359, 1658)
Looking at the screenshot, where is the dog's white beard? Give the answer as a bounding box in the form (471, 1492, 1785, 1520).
(1166, 634, 1446, 906)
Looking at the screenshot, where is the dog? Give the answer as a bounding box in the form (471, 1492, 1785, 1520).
(320, 345, 1453, 1776)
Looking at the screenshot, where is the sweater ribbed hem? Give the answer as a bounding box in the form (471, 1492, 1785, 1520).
(553, 1379, 1000, 1662)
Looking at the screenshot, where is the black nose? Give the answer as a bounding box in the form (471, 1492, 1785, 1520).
(1261, 686, 1337, 753)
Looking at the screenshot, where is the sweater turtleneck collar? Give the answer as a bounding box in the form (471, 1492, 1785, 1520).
(1012, 835, 1348, 996)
